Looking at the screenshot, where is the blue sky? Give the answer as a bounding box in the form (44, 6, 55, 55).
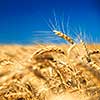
(0, 0, 100, 44)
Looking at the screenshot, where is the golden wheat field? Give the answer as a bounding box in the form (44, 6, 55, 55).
(0, 43, 100, 100)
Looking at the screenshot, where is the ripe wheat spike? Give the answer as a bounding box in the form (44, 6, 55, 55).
(33, 47, 65, 57)
(31, 46, 66, 63)
(53, 30, 75, 44)
(89, 50, 100, 56)
(80, 40, 91, 62)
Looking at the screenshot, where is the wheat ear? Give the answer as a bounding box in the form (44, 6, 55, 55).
(53, 30, 75, 44)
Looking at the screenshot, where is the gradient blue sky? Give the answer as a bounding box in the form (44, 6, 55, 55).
(0, 0, 100, 44)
